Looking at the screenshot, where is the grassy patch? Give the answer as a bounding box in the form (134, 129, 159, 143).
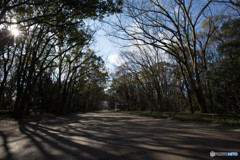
(0, 109, 12, 116)
(120, 111, 240, 126)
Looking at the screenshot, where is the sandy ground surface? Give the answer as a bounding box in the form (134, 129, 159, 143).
(0, 110, 240, 160)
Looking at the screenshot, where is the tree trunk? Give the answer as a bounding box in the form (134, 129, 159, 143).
(184, 63, 207, 113)
(193, 86, 207, 113)
(187, 87, 194, 114)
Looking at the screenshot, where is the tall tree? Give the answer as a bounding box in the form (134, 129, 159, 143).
(108, 0, 236, 112)
(0, 0, 122, 120)
(213, 18, 240, 113)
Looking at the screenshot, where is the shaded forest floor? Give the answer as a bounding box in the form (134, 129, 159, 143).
(0, 110, 240, 160)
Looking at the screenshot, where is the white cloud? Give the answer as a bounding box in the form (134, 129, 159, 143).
(108, 54, 124, 66)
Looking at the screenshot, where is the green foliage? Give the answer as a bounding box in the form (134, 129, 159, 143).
(0, 0, 122, 24)
(210, 18, 240, 113)
(26, 47, 108, 115)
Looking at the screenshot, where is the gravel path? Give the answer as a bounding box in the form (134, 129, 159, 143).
(0, 111, 240, 160)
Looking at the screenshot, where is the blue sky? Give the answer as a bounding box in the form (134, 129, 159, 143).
(93, 29, 120, 72)
(90, 16, 123, 73)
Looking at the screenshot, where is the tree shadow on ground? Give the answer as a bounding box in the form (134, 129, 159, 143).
(1, 111, 240, 160)
(0, 131, 12, 160)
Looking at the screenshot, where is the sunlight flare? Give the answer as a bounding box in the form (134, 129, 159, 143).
(9, 25, 20, 37)
(11, 28, 20, 36)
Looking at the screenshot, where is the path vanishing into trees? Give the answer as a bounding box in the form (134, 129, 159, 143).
(1, 111, 240, 160)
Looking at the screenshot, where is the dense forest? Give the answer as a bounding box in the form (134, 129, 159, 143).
(0, 0, 239, 121)
(0, 0, 122, 120)
(107, 0, 240, 114)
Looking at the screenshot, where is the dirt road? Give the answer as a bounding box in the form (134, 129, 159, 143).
(0, 111, 240, 160)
